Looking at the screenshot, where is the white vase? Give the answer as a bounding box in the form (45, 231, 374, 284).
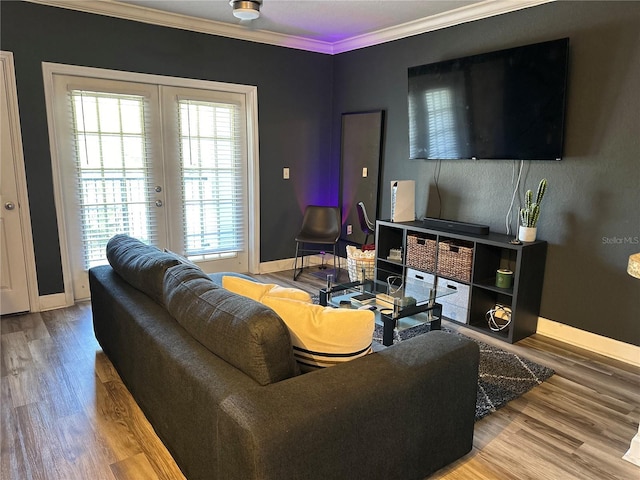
(518, 226, 537, 242)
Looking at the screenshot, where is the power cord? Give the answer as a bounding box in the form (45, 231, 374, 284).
(386, 275, 403, 295)
(486, 304, 512, 332)
(433, 159, 442, 218)
(505, 160, 524, 236)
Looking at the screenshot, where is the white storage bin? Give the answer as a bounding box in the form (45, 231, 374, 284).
(437, 278, 470, 323)
(404, 268, 435, 299)
(404, 269, 469, 323)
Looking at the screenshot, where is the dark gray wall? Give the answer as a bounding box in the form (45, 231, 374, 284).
(0, 1, 335, 295)
(332, 1, 640, 345)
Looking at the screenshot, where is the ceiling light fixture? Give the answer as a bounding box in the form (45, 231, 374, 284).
(230, 0, 262, 21)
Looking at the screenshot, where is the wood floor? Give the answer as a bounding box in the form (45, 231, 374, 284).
(2, 267, 639, 479)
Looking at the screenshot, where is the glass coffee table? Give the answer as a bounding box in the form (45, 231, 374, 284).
(319, 275, 456, 346)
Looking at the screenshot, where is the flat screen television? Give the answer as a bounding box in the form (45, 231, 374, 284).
(408, 38, 570, 160)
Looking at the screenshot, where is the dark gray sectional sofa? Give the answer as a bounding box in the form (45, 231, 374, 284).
(89, 234, 480, 480)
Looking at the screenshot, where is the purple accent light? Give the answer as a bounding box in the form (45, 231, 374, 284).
(294, 158, 340, 217)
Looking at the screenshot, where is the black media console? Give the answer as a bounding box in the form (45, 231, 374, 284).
(374, 220, 547, 344)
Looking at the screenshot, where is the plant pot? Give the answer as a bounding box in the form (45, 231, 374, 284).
(518, 226, 537, 242)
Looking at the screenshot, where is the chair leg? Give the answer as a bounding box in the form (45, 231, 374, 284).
(293, 242, 301, 280)
(293, 242, 304, 282)
(295, 243, 341, 281)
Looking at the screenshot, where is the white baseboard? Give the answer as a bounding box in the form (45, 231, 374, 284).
(536, 317, 640, 367)
(38, 292, 73, 312)
(258, 258, 297, 274)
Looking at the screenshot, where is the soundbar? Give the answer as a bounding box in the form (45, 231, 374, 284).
(422, 217, 490, 235)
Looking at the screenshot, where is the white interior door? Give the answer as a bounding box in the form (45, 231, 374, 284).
(0, 52, 31, 315)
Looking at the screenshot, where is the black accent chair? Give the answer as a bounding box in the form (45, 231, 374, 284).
(293, 206, 341, 281)
(356, 201, 375, 246)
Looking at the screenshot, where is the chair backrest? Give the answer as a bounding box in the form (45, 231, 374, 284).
(356, 202, 375, 232)
(300, 206, 341, 241)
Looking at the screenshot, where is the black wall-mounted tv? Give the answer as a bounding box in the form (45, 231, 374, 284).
(408, 38, 570, 161)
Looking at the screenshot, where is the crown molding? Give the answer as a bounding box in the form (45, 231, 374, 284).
(332, 0, 556, 54)
(27, 0, 555, 55)
(27, 0, 335, 54)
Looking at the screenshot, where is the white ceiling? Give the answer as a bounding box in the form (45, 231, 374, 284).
(31, 0, 555, 53)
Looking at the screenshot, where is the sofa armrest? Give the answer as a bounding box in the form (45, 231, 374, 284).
(216, 330, 479, 480)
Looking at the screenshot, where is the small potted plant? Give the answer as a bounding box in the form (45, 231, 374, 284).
(519, 178, 547, 242)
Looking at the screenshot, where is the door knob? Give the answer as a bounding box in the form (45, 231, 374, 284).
(4, 202, 15, 211)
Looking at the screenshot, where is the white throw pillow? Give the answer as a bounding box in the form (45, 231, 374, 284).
(262, 296, 374, 372)
(222, 275, 312, 303)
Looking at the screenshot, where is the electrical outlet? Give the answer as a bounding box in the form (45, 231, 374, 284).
(283, 167, 290, 179)
(362, 167, 368, 177)
(347, 224, 352, 235)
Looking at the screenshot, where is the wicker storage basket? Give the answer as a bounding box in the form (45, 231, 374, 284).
(436, 240, 473, 282)
(406, 235, 436, 272)
(346, 245, 375, 282)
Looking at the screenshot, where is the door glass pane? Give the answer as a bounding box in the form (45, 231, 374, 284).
(179, 99, 244, 257)
(71, 90, 154, 268)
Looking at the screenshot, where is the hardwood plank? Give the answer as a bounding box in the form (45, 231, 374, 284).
(574, 440, 640, 480)
(101, 380, 186, 480)
(91, 380, 144, 463)
(430, 450, 516, 480)
(94, 351, 122, 384)
(40, 308, 94, 365)
(0, 311, 49, 340)
(1, 330, 33, 377)
(480, 430, 587, 480)
(28, 336, 66, 370)
(13, 401, 67, 480)
(4, 365, 46, 409)
(1, 377, 25, 480)
(1, 266, 638, 480)
(110, 452, 160, 480)
(54, 411, 118, 480)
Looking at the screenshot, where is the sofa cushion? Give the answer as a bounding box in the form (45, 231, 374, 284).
(261, 297, 374, 373)
(106, 234, 180, 305)
(163, 263, 299, 385)
(222, 275, 312, 303)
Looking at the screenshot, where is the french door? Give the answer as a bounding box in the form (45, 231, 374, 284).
(45, 66, 258, 301)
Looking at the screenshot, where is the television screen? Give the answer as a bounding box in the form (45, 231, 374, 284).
(408, 38, 570, 160)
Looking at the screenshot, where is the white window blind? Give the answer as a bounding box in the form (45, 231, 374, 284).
(70, 90, 156, 268)
(178, 99, 244, 256)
